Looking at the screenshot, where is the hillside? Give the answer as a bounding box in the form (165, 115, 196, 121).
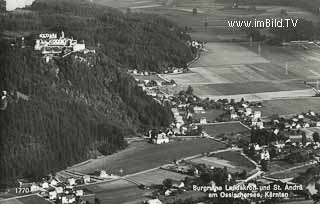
(0, 0, 193, 188)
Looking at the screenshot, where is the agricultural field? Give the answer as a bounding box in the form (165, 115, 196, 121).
(127, 169, 190, 186)
(193, 109, 225, 122)
(70, 139, 226, 176)
(190, 150, 255, 173)
(269, 164, 316, 179)
(253, 97, 320, 117)
(0, 195, 50, 204)
(163, 41, 320, 101)
(201, 121, 250, 137)
(94, 0, 163, 9)
(85, 179, 147, 204)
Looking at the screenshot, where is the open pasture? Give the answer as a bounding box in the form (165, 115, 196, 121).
(201, 121, 250, 136)
(190, 151, 255, 173)
(127, 169, 190, 186)
(85, 179, 146, 204)
(256, 97, 320, 117)
(70, 139, 226, 176)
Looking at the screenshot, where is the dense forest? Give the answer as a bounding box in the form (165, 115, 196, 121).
(0, 0, 193, 188)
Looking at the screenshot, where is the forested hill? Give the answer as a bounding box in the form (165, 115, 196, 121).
(0, 0, 192, 188)
(3, 0, 193, 72)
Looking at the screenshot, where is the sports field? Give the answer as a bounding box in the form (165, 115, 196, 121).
(70, 139, 226, 176)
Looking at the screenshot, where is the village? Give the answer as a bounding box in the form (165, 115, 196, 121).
(3, 33, 320, 204)
(4, 0, 320, 204)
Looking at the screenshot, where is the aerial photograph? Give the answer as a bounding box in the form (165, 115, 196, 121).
(2, 0, 320, 203)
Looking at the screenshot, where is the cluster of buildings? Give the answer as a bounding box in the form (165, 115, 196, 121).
(145, 129, 172, 144)
(187, 40, 205, 50)
(128, 66, 185, 75)
(34, 31, 89, 58)
(18, 175, 94, 204)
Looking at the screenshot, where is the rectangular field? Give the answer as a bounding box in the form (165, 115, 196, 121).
(193, 109, 225, 122)
(128, 169, 190, 186)
(201, 122, 250, 136)
(190, 151, 255, 173)
(191, 42, 269, 67)
(85, 179, 146, 204)
(192, 80, 307, 96)
(255, 97, 320, 117)
(70, 139, 226, 176)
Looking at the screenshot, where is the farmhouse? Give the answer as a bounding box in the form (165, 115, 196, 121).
(147, 199, 163, 204)
(260, 149, 270, 161)
(152, 132, 170, 144)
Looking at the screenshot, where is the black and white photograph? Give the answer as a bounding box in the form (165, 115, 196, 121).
(1, 0, 320, 203)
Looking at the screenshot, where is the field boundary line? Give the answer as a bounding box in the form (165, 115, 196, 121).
(239, 121, 251, 130)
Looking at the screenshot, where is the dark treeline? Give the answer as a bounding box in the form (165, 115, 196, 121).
(0, 0, 190, 187)
(251, 0, 320, 14)
(216, 0, 320, 14)
(245, 18, 320, 44)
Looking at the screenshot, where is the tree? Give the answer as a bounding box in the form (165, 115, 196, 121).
(313, 132, 320, 143)
(192, 8, 197, 16)
(186, 85, 194, 95)
(302, 132, 307, 146)
(163, 178, 173, 189)
(261, 159, 268, 171)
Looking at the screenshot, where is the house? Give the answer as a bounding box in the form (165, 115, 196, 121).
(49, 191, 58, 200)
(68, 178, 76, 186)
(260, 149, 270, 161)
(100, 170, 108, 178)
(50, 178, 59, 186)
(83, 175, 90, 184)
(61, 194, 76, 204)
(230, 111, 238, 120)
(252, 118, 264, 129)
(165, 189, 172, 196)
(41, 181, 49, 189)
(193, 106, 205, 114)
(245, 108, 252, 116)
(30, 183, 41, 192)
(147, 199, 163, 204)
(75, 189, 84, 196)
(200, 117, 207, 124)
(253, 111, 261, 119)
(172, 181, 185, 189)
(152, 133, 169, 144)
(55, 186, 64, 194)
